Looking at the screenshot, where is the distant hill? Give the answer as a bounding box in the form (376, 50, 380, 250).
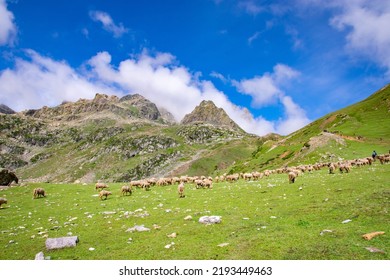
(0, 104, 15, 114)
(227, 84, 390, 173)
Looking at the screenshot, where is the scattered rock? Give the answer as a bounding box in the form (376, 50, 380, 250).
(126, 225, 150, 232)
(199, 216, 222, 224)
(101, 211, 116, 215)
(167, 232, 177, 238)
(320, 229, 333, 236)
(164, 242, 175, 249)
(341, 219, 352, 224)
(45, 236, 79, 250)
(184, 215, 193, 221)
(35, 252, 45, 260)
(365, 247, 385, 254)
(362, 231, 385, 240)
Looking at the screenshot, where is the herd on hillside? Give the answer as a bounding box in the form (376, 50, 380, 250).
(0, 152, 389, 208)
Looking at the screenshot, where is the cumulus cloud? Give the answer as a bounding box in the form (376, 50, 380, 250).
(89, 10, 128, 38)
(0, 50, 120, 111)
(329, 0, 390, 77)
(0, 0, 17, 46)
(233, 64, 309, 134)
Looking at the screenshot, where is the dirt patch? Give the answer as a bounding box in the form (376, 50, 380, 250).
(307, 132, 346, 150)
(279, 151, 291, 159)
(320, 114, 337, 130)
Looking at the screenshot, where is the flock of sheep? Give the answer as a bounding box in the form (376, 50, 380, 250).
(0, 152, 388, 207)
(87, 151, 390, 202)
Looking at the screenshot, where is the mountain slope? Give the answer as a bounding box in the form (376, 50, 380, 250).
(227, 84, 390, 174)
(0, 94, 255, 183)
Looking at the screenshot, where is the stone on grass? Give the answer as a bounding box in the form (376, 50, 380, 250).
(35, 251, 45, 260)
(126, 225, 150, 232)
(198, 216, 222, 224)
(45, 236, 79, 250)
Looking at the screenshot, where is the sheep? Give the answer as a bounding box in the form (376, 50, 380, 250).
(95, 182, 108, 191)
(121, 185, 132, 196)
(339, 163, 351, 173)
(33, 188, 46, 199)
(194, 179, 203, 189)
(99, 190, 112, 200)
(226, 174, 239, 182)
(142, 180, 151, 191)
(178, 182, 185, 198)
(202, 179, 213, 189)
(328, 163, 336, 174)
(288, 171, 297, 184)
(0, 197, 7, 208)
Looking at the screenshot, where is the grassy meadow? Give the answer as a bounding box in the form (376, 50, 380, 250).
(1, 161, 389, 260)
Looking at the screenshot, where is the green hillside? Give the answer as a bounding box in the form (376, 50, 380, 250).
(227, 84, 390, 175)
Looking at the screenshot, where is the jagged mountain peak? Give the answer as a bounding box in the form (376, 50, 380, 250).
(0, 104, 15, 114)
(181, 100, 243, 131)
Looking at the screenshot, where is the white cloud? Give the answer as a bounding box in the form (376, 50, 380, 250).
(329, 0, 390, 76)
(248, 31, 261, 45)
(0, 0, 17, 46)
(89, 10, 128, 38)
(233, 64, 309, 134)
(210, 71, 228, 83)
(0, 50, 120, 111)
(233, 64, 300, 108)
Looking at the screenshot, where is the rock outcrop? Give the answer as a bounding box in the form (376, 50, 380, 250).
(0, 104, 15, 114)
(181, 100, 243, 131)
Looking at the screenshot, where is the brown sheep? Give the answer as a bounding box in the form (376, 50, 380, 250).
(202, 179, 213, 189)
(339, 164, 351, 173)
(328, 163, 336, 174)
(121, 185, 132, 196)
(288, 171, 297, 183)
(178, 182, 185, 198)
(0, 197, 7, 208)
(95, 182, 108, 191)
(99, 190, 112, 200)
(33, 188, 46, 199)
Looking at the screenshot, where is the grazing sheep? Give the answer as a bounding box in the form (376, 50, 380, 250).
(328, 163, 336, 174)
(339, 164, 351, 173)
(99, 190, 112, 200)
(202, 179, 213, 189)
(95, 182, 108, 191)
(33, 188, 46, 199)
(142, 180, 151, 191)
(288, 172, 297, 184)
(121, 185, 132, 196)
(0, 197, 7, 208)
(226, 174, 239, 182)
(178, 182, 185, 198)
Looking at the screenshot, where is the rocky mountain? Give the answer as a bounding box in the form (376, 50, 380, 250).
(22, 93, 173, 124)
(0, 104, 15, 114)
(181, 100, 243, 132)
(0, 93, 255, 183)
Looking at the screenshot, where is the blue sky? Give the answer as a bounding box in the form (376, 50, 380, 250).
(0, 0, 389, 135)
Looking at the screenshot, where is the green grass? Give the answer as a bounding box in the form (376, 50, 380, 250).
(1, 162, 389, 260)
